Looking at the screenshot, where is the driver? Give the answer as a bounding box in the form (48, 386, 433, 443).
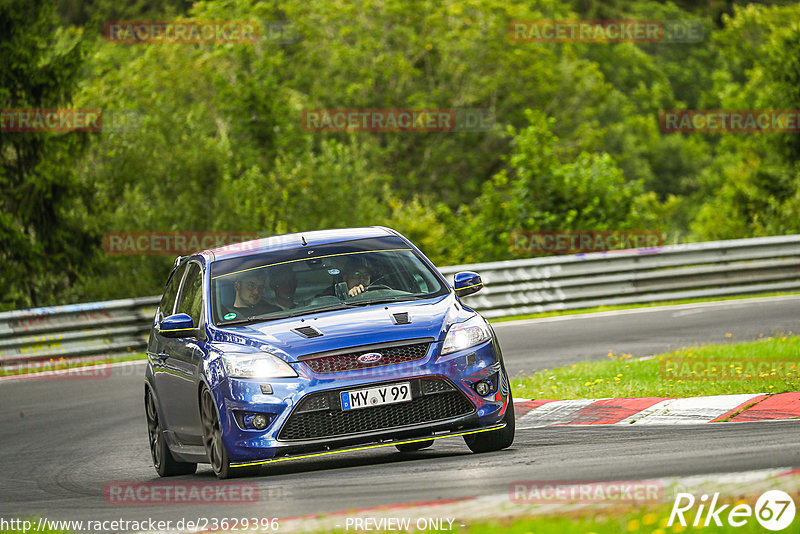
(315, 255, 376, 299)
(342, 255, 375, 297)
(225, 270, 280, 318)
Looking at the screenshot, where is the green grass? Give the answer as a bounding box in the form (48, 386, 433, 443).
(490, 290, 800, 323)
(511, 334, 800, 400)
(310, 489, 800, 534)
(456, 493, 800, 534)
(0, 352, 146, 377)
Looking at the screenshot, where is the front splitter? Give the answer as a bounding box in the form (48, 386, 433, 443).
(230, 423, 506, 468)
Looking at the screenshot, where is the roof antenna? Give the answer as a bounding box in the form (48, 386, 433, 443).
(301, 235, 307, 246)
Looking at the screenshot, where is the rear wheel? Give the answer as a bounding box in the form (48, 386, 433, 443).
(200, 387, 259, 479)
(464, 394, 515, 453)
(395, 439, 434, 452)
(145, 389, 197, 476)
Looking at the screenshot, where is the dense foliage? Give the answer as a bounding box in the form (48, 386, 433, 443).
(2, 0, 799, 310)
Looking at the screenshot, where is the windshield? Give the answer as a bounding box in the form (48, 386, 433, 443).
(210, 236, 448, 326)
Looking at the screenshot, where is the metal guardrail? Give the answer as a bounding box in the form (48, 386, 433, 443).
(440, 234, 800, 318)
(0, 297, 159, 367)
(1, 235, 798, 366)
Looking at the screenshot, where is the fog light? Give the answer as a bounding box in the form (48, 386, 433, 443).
(474, 380, 492, 396)
(252, 414, 268, 430)
(236, 411, 274, 430)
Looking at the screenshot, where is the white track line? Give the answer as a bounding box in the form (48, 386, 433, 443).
(517, 398, 606, 428)
(625, 393, 764, 425)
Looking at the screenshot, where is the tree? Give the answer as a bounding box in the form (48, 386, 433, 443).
(690, 4, 800, 239)
(452, 110, 664, 261)
(0, 0, 93, 310)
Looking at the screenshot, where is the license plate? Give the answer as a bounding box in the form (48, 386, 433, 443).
(340, 382, 412, 411)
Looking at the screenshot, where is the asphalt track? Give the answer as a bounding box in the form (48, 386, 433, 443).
(1, 296, 799, 525)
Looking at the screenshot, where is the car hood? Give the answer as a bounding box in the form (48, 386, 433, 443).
(211, 294, 471, 361)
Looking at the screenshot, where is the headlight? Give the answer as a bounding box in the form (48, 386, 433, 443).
(441, 315, 492, 355)
(221, 352, 298, 379)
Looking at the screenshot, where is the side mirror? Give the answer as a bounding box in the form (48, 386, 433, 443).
(453, 271, 483, 298)
(159, 313, 197, 338)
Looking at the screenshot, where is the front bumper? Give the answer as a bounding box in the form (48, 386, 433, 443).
(229, 423, 508, 468)
(215, 339, 509, 463)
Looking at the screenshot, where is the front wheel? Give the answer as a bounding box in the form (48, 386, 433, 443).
(200, 387, 259, 479)
(145, 389, 197, 477)
(464, 394, 515, 453)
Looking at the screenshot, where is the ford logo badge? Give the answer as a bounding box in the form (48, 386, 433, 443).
(357, 352, 383, 364)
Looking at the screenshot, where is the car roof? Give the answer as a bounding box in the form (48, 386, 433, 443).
(200, 226, 400, 261)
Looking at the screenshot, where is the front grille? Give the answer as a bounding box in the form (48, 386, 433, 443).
(422, 378, 455, 394)
(301, 342, 430, 374)
(278, 378, 475, 441)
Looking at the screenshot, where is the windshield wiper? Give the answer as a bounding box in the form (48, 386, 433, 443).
(220, 316, 266, 327)
(220, 304, 362, 327)
(256, 303, 361, 321)
(220, 298, 427, 326)
(346, 295, 428, 306)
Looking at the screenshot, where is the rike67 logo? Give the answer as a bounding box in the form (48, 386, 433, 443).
(669, 490, 796, 531)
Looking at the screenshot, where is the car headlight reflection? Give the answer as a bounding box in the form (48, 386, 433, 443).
(441, 315, 492, 355)
(221, 352, 298, 379)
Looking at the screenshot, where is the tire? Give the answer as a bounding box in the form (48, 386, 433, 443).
(395, 439, 434, 452)
(200, 387, 260, 479)
(145, 389, 197, 477)
(464, 394, 515, 453)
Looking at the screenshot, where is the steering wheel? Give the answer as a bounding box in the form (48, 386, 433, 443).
(365, 283, 391, 291)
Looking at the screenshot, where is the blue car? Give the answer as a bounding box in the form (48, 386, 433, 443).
(145, 227, 514, 479)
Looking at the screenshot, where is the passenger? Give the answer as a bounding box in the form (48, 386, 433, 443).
(269, 263, 299, 310)
(226, 270, 280, 318)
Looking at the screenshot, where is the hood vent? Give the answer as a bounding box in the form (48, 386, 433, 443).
(293, 326, 323, 338)
(392, 312, 410, 325)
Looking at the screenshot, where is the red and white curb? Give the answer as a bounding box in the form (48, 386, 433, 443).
(514, 392, 800, 427)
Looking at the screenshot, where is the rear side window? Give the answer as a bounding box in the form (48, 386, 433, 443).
(176, 263, 204, 326)
(159, 263, 187, 319)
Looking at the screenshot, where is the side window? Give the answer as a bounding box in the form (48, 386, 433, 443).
(159, 263, 187, 319)
(176, 263, 204, 326)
